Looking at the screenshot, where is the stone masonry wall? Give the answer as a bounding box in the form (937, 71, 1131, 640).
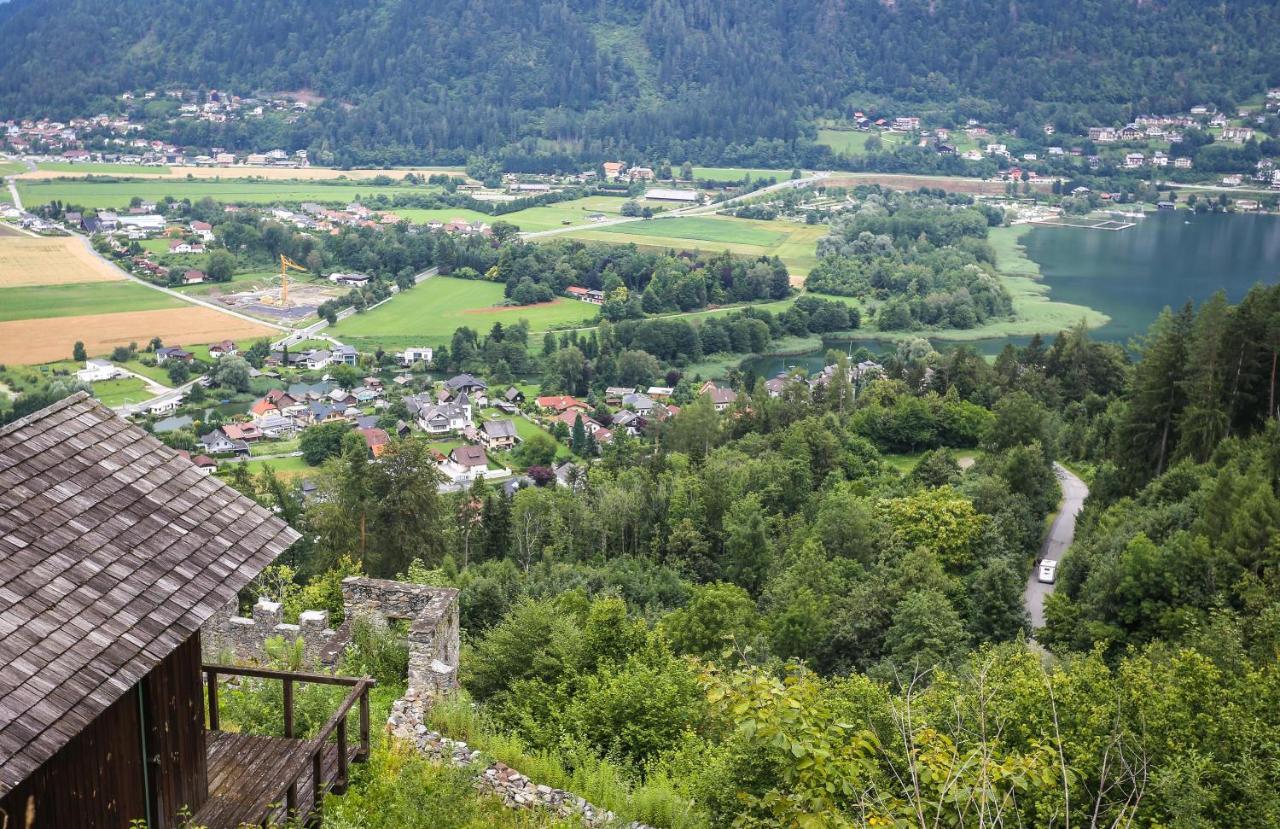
(201, 596, 336, 666)
(387, 689, 653, 829)
(341, 576, 460, 696)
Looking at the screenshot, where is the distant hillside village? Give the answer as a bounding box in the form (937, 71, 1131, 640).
(5, 83, 1280, 188)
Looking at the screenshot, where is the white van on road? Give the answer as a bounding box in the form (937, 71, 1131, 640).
(1038, 560, 1058, 584)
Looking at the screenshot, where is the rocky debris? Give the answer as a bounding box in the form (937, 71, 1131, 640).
(386, 689, 654, 828)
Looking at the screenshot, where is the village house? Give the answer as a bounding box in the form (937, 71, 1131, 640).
(399, 346, 434, 366)
(208, 340, 237, 359)
(156, 346, 194, 364)
(481, 419, 519, 451)
(199, 427, 249, 455)
(535, 394, 587, 414)
(701, 381, 738, 412)
(620, 392, 656, 416)
(221, 422, 263, 443)
(174, 448, 219, 473)
(566, 285, 606, 304)
(1124, 152, 1146, 169)
(407, 393, 472, 434)
(444, 373, 488, 400)
(359, 427, 391, 458)
(442, 445, 490, 483)
(602, 161, 626, 180)
(75, 358, 119, 383)
(182, 269, 206, 285)
(303, 349, 332, 370)
(169, 239, 205, 254)
(190, 220, 214, 240)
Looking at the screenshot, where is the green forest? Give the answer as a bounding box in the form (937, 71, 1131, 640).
(141, 281, 1280, 827)
(2, 0, 1279, 167)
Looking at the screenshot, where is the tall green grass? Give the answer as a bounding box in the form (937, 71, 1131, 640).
(426, 695, 709, 829)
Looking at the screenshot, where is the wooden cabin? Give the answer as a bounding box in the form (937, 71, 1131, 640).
(0, 393, 372, 828)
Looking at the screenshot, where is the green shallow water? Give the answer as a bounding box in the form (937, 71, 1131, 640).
(742, 211, 1280, 377)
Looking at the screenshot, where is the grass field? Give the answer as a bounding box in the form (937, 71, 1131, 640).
(816, 129, 908, 155)
(394, 207, 492, 225)
(0, 161, 27, 176)
(330, 276, 600, 350)
(91, 377, 151, 407)
(560, 216, 827, 276)
(0, 281, 184, 322)
(121, 358, 176, 386)
(882, 449, 983, 473)
(0, 236, 126, 287)
(34, 162, 173, 176)
(15, 178, 434, 210)
(0, 307, 275, 365)
(395, 196, 630, 233)
(21, 164, 466, 181)
(692, 167, 795, 183)
(595, 216, 787, 246)
(217, 455, 313, 479)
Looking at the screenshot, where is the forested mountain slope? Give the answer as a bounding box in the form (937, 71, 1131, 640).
(2, 0, 1278, 165)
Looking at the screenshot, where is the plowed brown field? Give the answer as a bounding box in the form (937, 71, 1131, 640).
(0, 307, 274, 364)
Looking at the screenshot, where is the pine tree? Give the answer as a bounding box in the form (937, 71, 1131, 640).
(1177, 291, 1231, 462)
(1120, 304, 1193, 484)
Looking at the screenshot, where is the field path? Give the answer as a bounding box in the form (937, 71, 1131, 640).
(72, 234, 292, 333)
(2, 156, 34, 210)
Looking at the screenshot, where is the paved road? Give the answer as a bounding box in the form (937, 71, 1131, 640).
(1024, 463, 1089, 630)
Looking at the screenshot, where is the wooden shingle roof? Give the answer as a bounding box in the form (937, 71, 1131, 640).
(0, 393, 300, 795)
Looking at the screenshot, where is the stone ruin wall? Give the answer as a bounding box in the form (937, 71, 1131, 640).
(200, 575, 460, 697)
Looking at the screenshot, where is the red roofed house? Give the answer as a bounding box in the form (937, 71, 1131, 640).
(221, 422, 263, 442)
(536, 395, 587, 413)
(360, 427, 390, 458)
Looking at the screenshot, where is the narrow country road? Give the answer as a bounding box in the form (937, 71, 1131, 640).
(1024, 463, 1089, 630)
(72, 234, 293, 332)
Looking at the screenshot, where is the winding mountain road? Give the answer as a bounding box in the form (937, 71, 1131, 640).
(1023, 463, 1089, 630)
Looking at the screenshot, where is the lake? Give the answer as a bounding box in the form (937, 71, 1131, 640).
(744, 210, 1280, 377)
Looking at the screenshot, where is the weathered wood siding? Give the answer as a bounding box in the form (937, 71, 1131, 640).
(0, 633, 208, 829)
(0, 688, 148, 828)
(144, 632, 208, 825)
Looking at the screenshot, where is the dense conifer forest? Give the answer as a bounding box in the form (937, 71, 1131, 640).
(3, 0, 1279, 166)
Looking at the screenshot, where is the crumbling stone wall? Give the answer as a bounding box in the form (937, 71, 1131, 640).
(200, 596, 336, 666)
(200, 577, 461, 695)
(341, 576, 460, 696)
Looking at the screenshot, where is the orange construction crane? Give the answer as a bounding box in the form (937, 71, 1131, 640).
(278, 254, 307, 306)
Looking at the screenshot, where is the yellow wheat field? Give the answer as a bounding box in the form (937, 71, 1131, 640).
(0, 308, 274, 364)
(0, 237, 125, 287)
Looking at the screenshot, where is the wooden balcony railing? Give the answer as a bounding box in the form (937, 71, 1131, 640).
(202, 664, 376, 826)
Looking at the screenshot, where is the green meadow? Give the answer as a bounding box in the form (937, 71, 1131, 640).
(691, 166, 794, 183)
(561, 216, 827, 275)
(0, 281, 184, 322)
(816, 129, 907, 155)
(37, 162, 173, 175)
(91, 376, 152, 407)
(329, 275, 600, 350)
(16, 178, 433, 209)
(595, 216, 787, 246)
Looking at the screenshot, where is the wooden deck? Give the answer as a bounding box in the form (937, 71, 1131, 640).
(193, 731, 355, 828)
